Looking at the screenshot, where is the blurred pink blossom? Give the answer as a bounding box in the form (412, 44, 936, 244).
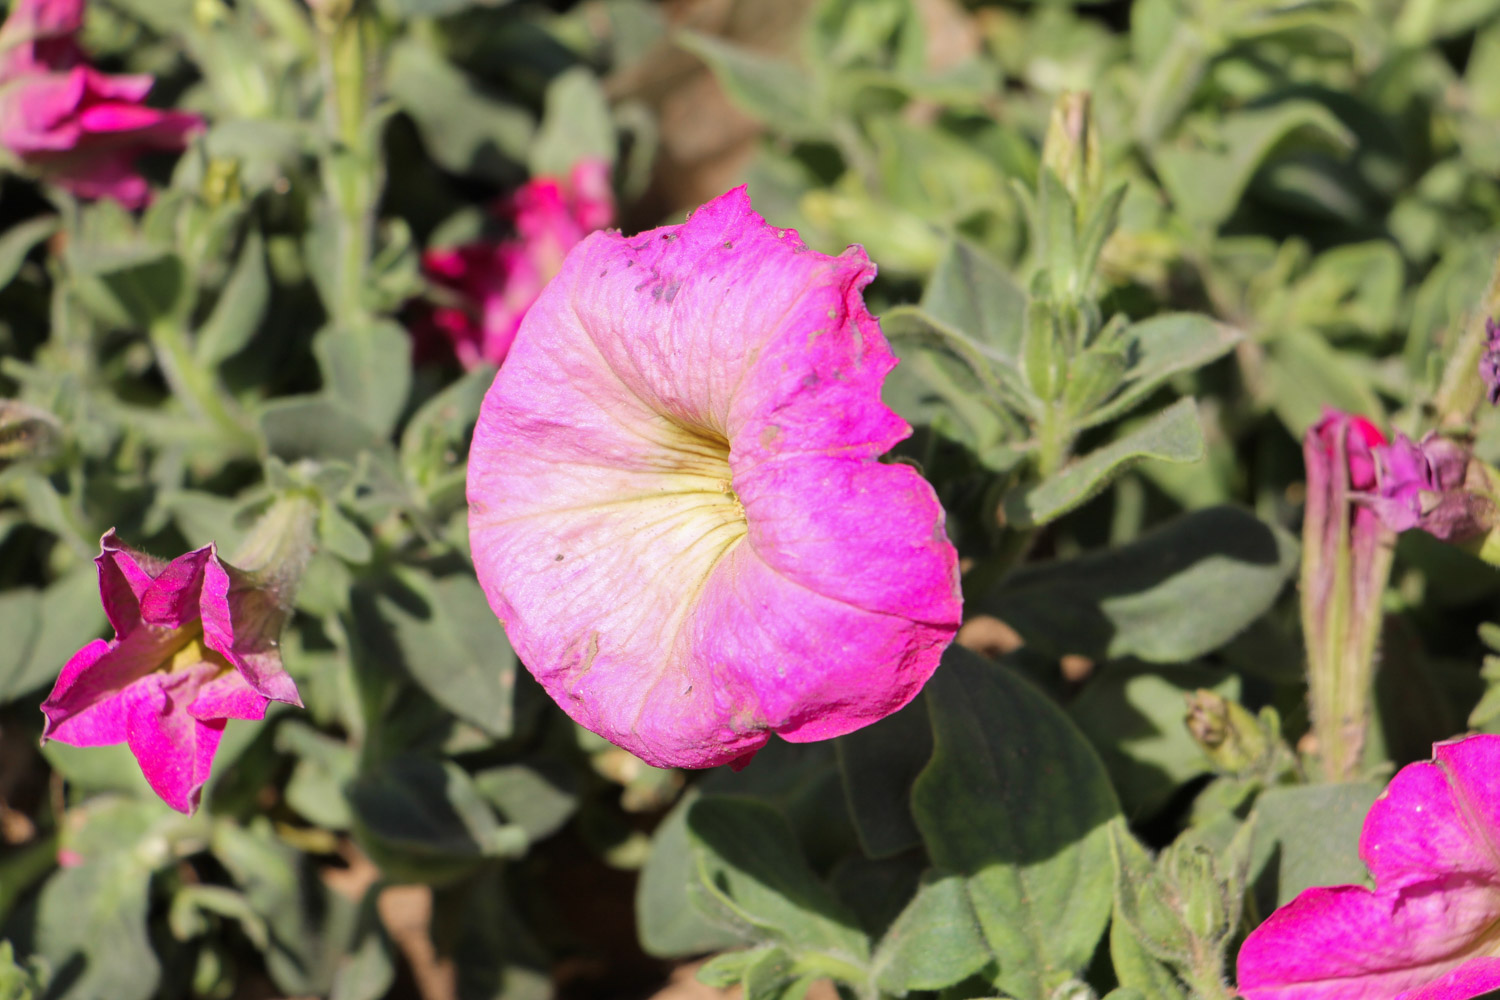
(419, 158, 615, 368)
(467, 187, 962, 769)
(0, 0, 202, 208)
(40, 531, 302, 814)
(1481, 317, 1500, 407)
(1237, 734, 1500, 1000)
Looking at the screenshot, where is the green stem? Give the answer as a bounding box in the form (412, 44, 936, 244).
(147, 319, 258, 454)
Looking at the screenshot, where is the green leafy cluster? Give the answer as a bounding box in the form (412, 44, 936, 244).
(3, 0, 1500, 999)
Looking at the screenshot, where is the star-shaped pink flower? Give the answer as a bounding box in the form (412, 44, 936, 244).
(41, 531, 302, 813)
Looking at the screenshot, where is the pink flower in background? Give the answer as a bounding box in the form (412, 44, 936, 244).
(1237, 734, 1500, 1000)
(40, 531, 302, 814)
(467, 187, 962, 769)
(420, 158, 615, 368)
(0, 0, 202, 208)
(1480, 317, 1500, 406)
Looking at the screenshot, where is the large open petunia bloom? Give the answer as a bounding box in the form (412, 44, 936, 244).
(466, 187, 962, 769)
(1237, 734, 1500, 999)
(40, 531, 303, 813)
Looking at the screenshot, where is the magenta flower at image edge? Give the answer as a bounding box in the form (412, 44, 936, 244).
(0, 0, 203, 208)
(1237, 734, 1500, 1000)
(39, 529, 304, 814)
(466, 186, 963, 769)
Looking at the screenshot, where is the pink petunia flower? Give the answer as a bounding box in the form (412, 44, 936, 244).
(466, 187, 962, 769)
(1480, 317, 1500, 407)
(1238, 734, 1500, 1000)
(0, 0, 202, 208)
(419, 158, 615, 368)
(40, 531, 302, 814)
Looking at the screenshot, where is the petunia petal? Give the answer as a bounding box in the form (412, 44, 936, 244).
(468, 187, 960, 768)
(1395, 958, 1500, 1000)
(122, 668, 224, 814)
(39, 639, 127, 746)
(199, 556, 302, 707)
(138, 543, 215, 629)
(1236, 881, 1500, 1000)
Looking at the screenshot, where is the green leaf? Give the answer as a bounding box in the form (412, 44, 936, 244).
(1004, 398, 1205, 528)
(213, 819, 359, 995)
(1155, 101, 1355, 228)
(35, 798, 169, 1000)
(196, 229, 269, 366)
(313, 321, 413, 438)
(530, 66, 615, 176)
(676, 31, 825, 138)
(871, 873, 990, 993)
(911, 646, 1120, 998)
(978, 506, 1298, 664)
(1070, 666, 1242, 818)
(472, 759, 579, 843)
(357, 569, 517, 739)
(258, 396, 386, 461)
(277, 721, 357, 830)
(386, 39, 532, 182)
(68, 247, 188, 329)
(835, 694, 932, 858)
(0, 589, 42, 704)
(687, 797, 870, 966)
(636, 791, 754, 958)
(348, 755, 526, 884)
(1109, 916, 1188, 1000)
(922, 238, 1028, 360)
(1263, 329, 1384, 437)
(1250, 783, 1381, 912)
(0, 216, 58, 291)
(1081, 315, 1243, 428)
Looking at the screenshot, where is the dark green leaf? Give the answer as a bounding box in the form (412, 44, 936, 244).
(871, 873, 990, 993)
(911, 647, 1120, 998)
(196, 230, 269, 366)
(258, 396, 386, 461)
(835, 694, 932, 858)
(1070, 666, 1242, 818)
(1004, 398, 1205, 528)
(686, 797, 869, 965)
(636, 791, 753, 958)
(1250, 783, 1380, 912)
(978, 506, 1298, 664)
(1082, 315, 1243, 428)
(313, 321, 413, 438)
(348, 755, 526, 884)
(387, 40, 532, 182)
(359, 569, 517, 738)
(0, 216, 58, 291)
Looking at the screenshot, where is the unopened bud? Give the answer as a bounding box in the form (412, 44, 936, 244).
(1041, 91, 1103, 214)
(1185, 689, 1267, 774)
(0, 400, 61, 464)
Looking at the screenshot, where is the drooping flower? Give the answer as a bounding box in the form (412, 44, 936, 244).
(1364, 431, 1496, 542)
(1301, 410, 1395, 781)
(466, 187, 962, 769)
(1237, 734, 1500, 1000)
(0, 0, 202, 208)
(419, 158, 614, 368)
(1480, 317, 1500, 406)
(41, 530, 304, 813)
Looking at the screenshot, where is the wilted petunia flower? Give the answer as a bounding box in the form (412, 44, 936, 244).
(1237, 734, 1500, 1000)
(1481, 317, 1500, 407)
(419, 158, 614, 368)
(41, 530, 304, 813)
(466, 187, 962, 769)
(1365, 431, 1496, 542)
(0, 0, 202, 208)
(1301, 409, 1393, 781)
